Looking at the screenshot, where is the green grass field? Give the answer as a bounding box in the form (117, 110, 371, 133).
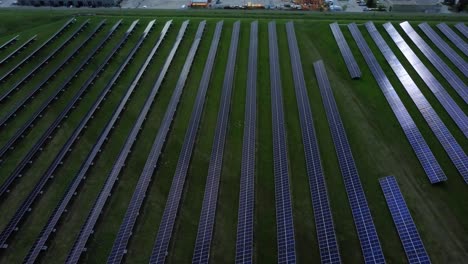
(0, 9, 467, 264)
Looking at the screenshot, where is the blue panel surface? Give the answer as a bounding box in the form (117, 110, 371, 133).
(329, 22, 361, 79)
(379, 176, 431, 264)
(314, 60, 385, 264)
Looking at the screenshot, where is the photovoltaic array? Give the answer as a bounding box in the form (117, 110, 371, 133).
(399, 22, 468, 104)
(455, 23, 468, 38)
(0, 19, 123, 254)
(365, 22, 467, 183)
(348, 23, 446, 184)
(149, 21, 223, 264)
(379, 176, 431, 264)
(64, 19, 179, 264)
(269, 21, 297, 264)
(23, 19, 142, 264)
(314, 59, 385, 264)
(418, 22, 468, 77)
(287, 21, 341, 264)
(436, 23, 468, 56)
(192, 20, 240, 264)
(383, 22, 468, 138)
(329, 22, 361, 79)
(108, 20, 206, 264)
(235, 21, 257, 264)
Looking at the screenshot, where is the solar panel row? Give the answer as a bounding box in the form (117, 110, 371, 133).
(0, 19, 86, 105)
(0, 35, 19, 51)
(455, 23, 468, 38)
(0, 20, 108, 199)
(0, 34, 36, 65)
(64, 19, 180, 264)
(349, 23, 446, 184)
(269, 21, 297, 264)
(0, 17, 75, 83)
(286, 21, 341, 264)
(107, 20, 205, 264)
(436, 23, 468, 57)
(383, 22, 468, 139)
(235, 20, 257, 264)
(23, 19, 144, 264)
(379, 176, 431, 264)
(330, 22, 362, 79)
(0, 19, 93, 126)
(366, 22, 467, 183)
(0, 19, 122, 251)
(399, 22, 468, 104)
(0, 20, 111, 164)
(149, 20, 223, 264)
(192, 20, 240, 264)
(314, 59, 385, 264)
(418, 22, 468, 78)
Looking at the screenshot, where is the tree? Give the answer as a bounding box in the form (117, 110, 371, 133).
(366, 0, 375, 7)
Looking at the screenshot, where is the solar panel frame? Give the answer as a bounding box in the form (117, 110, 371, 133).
(348, 23, 446, 184)
(314, 60, 385, 264)
(107, 20, 205, 264)
(399, 22, 468, 104)
(0, 19, 122, 252)
(383, 22, 468, 138)
(455, 23, 468, 38)
(0, 20, 107, 198)
(366, 21, 467, 183)
(379, 176, 431, 264)
(0, 17, 75, 83)
(234, 20, 257, 264)
(418, 22, 468, 77)
(0, 35, 36, 65)
(23, 20, 138, 264)
(269, 21, 297, 264)
(436, 23, 468, 57)
(64, 20, 183, 264)
(0, 35, 19, 51)
(149, 21, 223, 264)
(191, 20, 240, 264)
(329, 22, 362, 79)
(286, 21, 341, 264)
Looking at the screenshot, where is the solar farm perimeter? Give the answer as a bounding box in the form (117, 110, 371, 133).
(0, 10, 467, 264)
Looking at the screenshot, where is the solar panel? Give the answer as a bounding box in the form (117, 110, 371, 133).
(149, 21, 223, 264)
(455, 23, 468, 38)
(23, 19, 141, 264)
(269, 21, 297, 264)
(314, 60, 385, 264)
(63, 19, 181, 264)
(366, 22, 467, 183)
(234, 21, 257, 264)
(383, 22, 468, 139)
(436, 23, 468, 56)
(379, 176, 431, 264)
(0, 20, 107, 198)
(191, 21, 240, 264)
(348, 23, 446, 184)
(0, 17, 75, 83)
(418, 23, 468, 77)
(399, 22, 468, 104)
(107, 20, 206, 264)
(0, 19, 88, 105)
(0, 34, 36, 65)
(286, 22, 341, 264)
(0, 35, 19, 51)
(329, 22, 362, 79)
